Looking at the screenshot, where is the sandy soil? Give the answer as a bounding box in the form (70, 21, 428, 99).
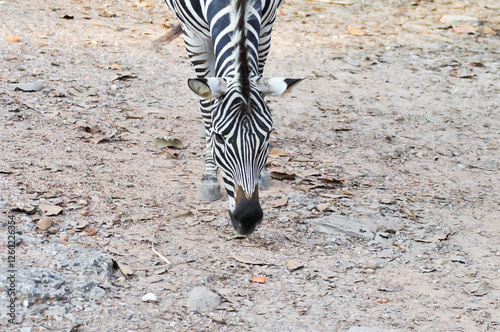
(1, 0, 499, 331)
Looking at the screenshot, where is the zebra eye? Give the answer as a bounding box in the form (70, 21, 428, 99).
(213, 133, 225, 144)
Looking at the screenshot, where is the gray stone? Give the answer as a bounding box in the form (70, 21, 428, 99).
(310, 215, 375, 241)
(186, 287, 221, 312)
(142, 293, 159, 303)
(440, 15, 479, 27)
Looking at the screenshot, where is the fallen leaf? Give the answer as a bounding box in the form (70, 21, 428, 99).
(252, 276, 266, 284)
(459, 74, 477, 79)
(268, 147, 291, 157)
(5, 34, 20, 42)
(111, 73, 137, 81)
(347, 27, 365, 36)
(286, 259, 304, 271)
(111, 63, 122, 70)
(453, 25, 476, 34)
(125, 127, 141, 134)
(40, 161, 63, 172)
(471, 62, 485, 68)
(113, 258, 134, 277)
(13, 81, 44, 92)
(99, 12, 117, 18)
(316, 203, 330, 212)
(320, 176, 344, 185)
(376, 298, 390, 303)
(37, 217, 53, 230)
(450, 255, 467, 264)
(270, 171, 296, 180)
(39, 204, 63, 216)
(153, 136, 185, 149)
(483, 27, 495, 35)
(464, 281, 490, 296)
(135, 0, 151, 7)
(200, 215, 215, 222)
(377, 284, 402, 292)
(232, 255, 265, 265)
(271, 196, 288, 208)
(342, 189, 357, 196)
(402, 208, 416, 220)
(316, 104, 339, 112)
(125, 113, 143, 119)
(416, 233, 449, 243)
(70, 219, 89, 229)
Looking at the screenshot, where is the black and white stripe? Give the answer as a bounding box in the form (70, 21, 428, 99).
(164, 0, 301, 234)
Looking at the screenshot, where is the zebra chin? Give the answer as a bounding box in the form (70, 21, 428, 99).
(229, 186, 263, 235)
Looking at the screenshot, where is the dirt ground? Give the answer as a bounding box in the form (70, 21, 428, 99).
(1, 0, 499, 331)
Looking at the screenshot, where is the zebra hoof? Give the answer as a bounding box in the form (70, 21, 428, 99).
(197, 178, 221, 201)
(258, 168, 270, 189)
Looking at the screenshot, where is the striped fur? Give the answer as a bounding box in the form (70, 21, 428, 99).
(164, 0, 299, 234)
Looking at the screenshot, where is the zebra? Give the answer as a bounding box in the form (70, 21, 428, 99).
(164, 0, 302, 235)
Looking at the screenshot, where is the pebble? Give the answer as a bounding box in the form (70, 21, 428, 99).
(186, 287, 221, 312)
(142, 293, 159, 303)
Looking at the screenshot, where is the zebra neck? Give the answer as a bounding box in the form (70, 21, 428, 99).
(207, 0, 261, 100)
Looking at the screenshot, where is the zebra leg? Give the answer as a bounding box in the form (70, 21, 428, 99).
(196, 98, 221, 201)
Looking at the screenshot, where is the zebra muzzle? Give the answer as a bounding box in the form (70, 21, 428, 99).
(230, 186, 263, 235)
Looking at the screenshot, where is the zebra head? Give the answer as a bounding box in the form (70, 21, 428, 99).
(188, 77, 302, 234)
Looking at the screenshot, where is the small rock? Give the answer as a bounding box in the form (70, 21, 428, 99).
(59, 232, 69, 242)
(186, 287, 221, 312)
(440, 15, 479, 27)
(212, 314, 225, 324)
(77, 199, 88, 206)
(37, 217, 52, 230)
(141, 293, 159, 303)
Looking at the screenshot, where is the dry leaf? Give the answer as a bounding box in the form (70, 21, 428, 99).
(154, 136, 185, 149)
(39, 204, 63, 216)
(111, 63, 122, 70)
(286, 259, 304, 271)
(347, 27, 365, 36)
(464, 281, 490, 296)
(5, 34, 20, 42)
(376, 298, 390, 303)
(111, 73, 137, 81)
(252, 276, 266, 283)
(13, 81, 44, 92)
(37, 217, 53, 230)
(271, 196, 288, 208)
(316, 203, 330, 212)
(113, 258, 134, 277)
(270, 171, 296, 180)
(232, 255, 265, 265)
(125, 113, 143, 119)
(377, 284, 402, 292)
(483, 27, 495, 35)
(268, 147, 291, 157)
(135, 1, 151, 7)
(453, 25, 476, 34)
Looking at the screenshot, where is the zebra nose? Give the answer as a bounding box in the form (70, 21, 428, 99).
(230, 186, 263, 235)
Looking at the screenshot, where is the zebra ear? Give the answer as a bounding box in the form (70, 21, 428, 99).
(188, 78, 228, 99)
(254, 77, 304, 96)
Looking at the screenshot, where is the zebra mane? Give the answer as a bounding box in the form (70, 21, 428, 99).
(235, 0, 251, 112)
